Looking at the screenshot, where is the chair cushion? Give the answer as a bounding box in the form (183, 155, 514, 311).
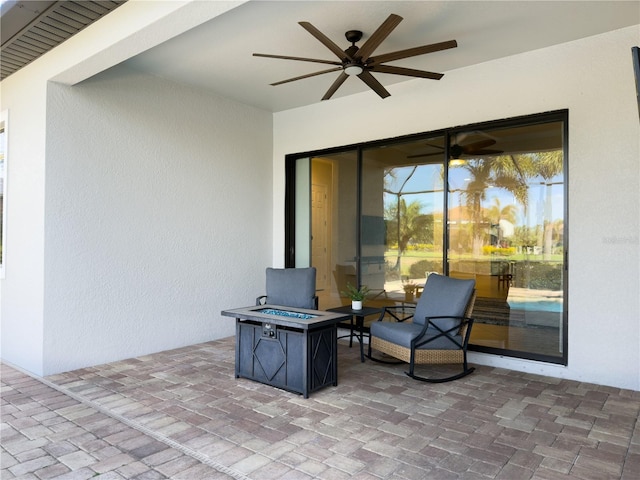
(414, 274, 475, 333)
(370, 321, 462, 350)
(265, 267, 317, 309)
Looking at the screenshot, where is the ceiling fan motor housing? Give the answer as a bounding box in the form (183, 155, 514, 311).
(450, 144, 464, 159)
(345, 30, 363, 44)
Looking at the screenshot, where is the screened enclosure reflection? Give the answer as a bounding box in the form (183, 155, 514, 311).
(361, 136, 446, 304)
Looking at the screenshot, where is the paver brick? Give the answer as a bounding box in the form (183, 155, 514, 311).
(153, 455, 201, 476)
(90, 452, 136, 474)
(7, 454, 57, 476)
(58, 450, 97, 469)
(35, 462, 72, 479)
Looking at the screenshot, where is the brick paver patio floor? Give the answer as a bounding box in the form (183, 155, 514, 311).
(2, 336, 639, 479)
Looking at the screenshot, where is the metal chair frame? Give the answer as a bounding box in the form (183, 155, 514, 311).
(368, 291, 476, 383)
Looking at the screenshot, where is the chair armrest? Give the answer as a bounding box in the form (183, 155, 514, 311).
(412, 316, 474, 350)
(376, 304, 416, 323)
(367, 289, 387, 300)
(256, 295, 318, 309)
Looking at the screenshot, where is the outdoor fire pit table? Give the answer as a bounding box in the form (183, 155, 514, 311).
(221, 305, 351, 398)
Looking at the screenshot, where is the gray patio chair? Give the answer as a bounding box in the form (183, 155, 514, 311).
(368, 273, 476, 382)
(256, 267, 319, 310)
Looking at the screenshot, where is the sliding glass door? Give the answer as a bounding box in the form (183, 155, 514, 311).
(287, 111, 567, 364)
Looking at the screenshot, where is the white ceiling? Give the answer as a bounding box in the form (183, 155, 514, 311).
(124, 1, 640, 113)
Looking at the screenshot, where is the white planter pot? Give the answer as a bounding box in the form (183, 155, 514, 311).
(351, 300, 363, 310)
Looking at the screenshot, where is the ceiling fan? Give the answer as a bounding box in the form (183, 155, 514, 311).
(408, 136, 503, 160)
(253, 14, 457, 100)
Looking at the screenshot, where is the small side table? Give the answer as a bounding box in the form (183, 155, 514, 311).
(327, 305, 382, 362)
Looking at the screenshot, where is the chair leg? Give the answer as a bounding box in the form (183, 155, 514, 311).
(367, 354, 405, 364)
(405, 366, 475, 383)
(366, 342, 404, 364)
(405, 351, 475, 383)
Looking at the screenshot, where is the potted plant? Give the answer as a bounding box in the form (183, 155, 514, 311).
(341, 283, 370, 310)
(403, 282, 418, 302)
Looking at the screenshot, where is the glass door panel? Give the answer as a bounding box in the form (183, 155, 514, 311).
(447, 123, 566, 361)
(362, 136, 446, 306)
(310, 151, 358, 309)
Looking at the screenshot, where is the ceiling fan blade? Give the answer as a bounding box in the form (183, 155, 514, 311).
(470, 149, 503, 155)
(372, 65, 443, 80)
(357, 70, 390, 99)
(462, 139, 497, 151)
(322, 72, 349, 100)
(369, 40, 457, 65)
(425, 142, 445, 150)
(299, 21, 351, 61)
(253, 53, 341, 66)
(271, 67, 343, 86)
(356, 14, 403, 62)
(407, 152, 444, 159)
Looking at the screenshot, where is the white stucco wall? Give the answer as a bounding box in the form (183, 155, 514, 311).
(0, 0, 255, 376)
(273, 25, 640, 390)
(41, 66, 272, 374)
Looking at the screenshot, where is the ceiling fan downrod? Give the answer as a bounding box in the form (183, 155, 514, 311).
(343, 30, 364, 75)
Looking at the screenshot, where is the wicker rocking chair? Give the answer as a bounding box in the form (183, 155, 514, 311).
(368, 274, 476, 383)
